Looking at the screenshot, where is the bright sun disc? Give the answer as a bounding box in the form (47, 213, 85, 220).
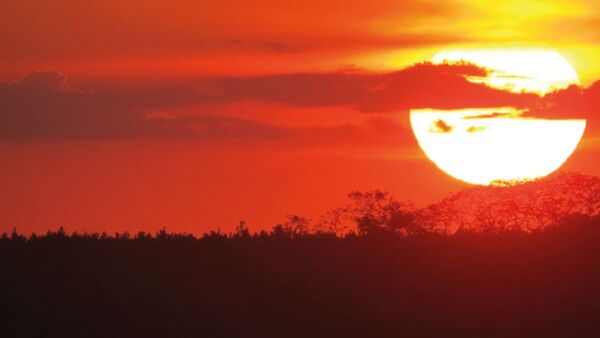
(411, 48, 586, 185)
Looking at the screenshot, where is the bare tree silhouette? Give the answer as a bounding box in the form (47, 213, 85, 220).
(417, 172, 600, 233)
(315, 190, 415, 236)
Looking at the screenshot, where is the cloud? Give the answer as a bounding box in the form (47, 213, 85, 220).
(18, 71, 68, 90)
(462, 111, 520, 119)
(209, 62, 537, 113)
(520, 82, 599, 133)
(0, 62, 557, 142)
(0, 72, 289, 141)
(0, 0, 462, 65)
(466, 126, 486, 133)
(430, 119, 454, 133)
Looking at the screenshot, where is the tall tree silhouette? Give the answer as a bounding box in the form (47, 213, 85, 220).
(316, 190, 415, 236)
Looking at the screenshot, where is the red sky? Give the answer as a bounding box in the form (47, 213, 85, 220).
(2, 0, 600, 234)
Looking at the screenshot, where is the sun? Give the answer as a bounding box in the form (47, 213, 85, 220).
(410, 48, 586, 185)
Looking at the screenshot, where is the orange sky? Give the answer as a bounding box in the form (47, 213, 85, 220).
(1, 0, 600, 234)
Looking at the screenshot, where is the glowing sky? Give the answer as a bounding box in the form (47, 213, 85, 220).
(1, 0, 600, 234)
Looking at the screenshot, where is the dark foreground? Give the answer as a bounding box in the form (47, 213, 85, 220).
(2, 218, 600, 338)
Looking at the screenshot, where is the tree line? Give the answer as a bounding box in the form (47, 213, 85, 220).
(2, 172, 600, 338)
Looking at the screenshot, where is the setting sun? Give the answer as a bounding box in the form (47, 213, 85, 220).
(411, 49, 587, 185)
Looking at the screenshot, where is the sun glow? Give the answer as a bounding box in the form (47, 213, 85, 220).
(432, 48, 580, 94)
(411, 49, 586, 185)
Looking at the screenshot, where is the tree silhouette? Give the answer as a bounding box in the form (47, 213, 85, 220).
(315, 190, 415, 236)
(417, 172, 600, 233)
(234, 220, 251, 239)
(2, 172, 600, 337)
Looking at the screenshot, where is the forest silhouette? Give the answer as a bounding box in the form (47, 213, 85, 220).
(2, 172, 600, 337)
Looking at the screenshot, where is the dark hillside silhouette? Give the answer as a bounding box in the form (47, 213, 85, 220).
(2, 172, 600, 338)
(417, 172, 600, 233)
(312, 172, 600, 236)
